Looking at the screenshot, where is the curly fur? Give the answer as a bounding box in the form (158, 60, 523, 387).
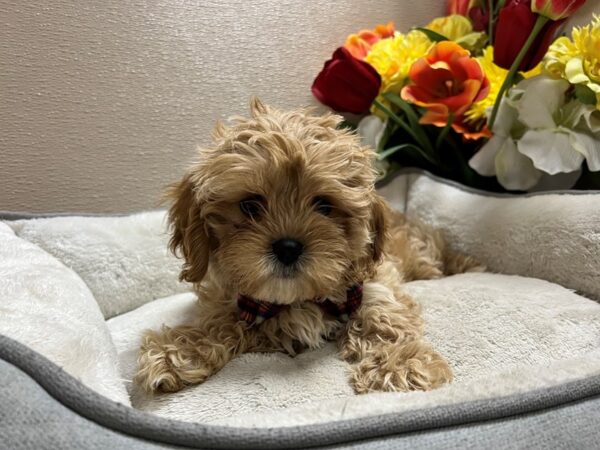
(135, 98, 483, 395)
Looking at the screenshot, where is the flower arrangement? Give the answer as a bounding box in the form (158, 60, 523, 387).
(312, 0, 600, 191)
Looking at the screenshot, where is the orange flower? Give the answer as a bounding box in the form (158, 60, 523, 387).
(401, 41, 490, 135)
(344, 22, 395, 60)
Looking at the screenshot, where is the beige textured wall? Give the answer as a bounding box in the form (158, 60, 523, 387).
(1, 1, 595, 213)
(0, 0, 444, 213)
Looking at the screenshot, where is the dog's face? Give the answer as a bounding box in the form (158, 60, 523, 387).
(168, 98, 388, 304)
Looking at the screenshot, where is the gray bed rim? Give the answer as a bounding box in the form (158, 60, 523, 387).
(1, 334, 599, 449)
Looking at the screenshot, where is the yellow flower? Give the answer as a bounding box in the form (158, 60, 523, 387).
(544, 15, 600, 109)
(365, 30, 432, 94)
(365, 15, 486, 96)
(427, 15, 472, 40)
(465, 46, 541, 123)
(426, 14, 485, 52)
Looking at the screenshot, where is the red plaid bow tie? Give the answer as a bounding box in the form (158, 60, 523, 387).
(237, 283, 364, 326)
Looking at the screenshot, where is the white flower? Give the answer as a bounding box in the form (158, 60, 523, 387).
(356, 114, 386, 151)
(356, 114, 389, 179)
(468, 94, 543, 190)
(469, 75, 600, 191)
(516, 76, 600, 175)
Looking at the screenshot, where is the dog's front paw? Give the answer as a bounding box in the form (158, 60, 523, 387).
(135, 324, 243, 394)
(350, 340, 452, 393)
(135, 328, 217, 394)
(135, 330, 187, 393)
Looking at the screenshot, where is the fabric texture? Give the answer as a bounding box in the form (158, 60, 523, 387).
(237, 294, 285, 325)
(0, 222, 130, 405)
(1, 336, 600, 449)
(107, 293, 354, 421)
(107, 273, 600, 426)
(385, 171, 600, 301)
(6, 211, 191, 318)
(237, 283, 363, 325)
(2, 170, 600, 438)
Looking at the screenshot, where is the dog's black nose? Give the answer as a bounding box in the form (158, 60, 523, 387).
(272, 238, 304, 266)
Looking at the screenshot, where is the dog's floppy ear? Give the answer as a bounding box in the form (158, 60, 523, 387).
(369, 193, 389, 262)
(166, 173, 210, 283)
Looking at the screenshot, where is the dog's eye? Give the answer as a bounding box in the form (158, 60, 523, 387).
(313, 196, 333, 216)
(239, 196, 264, 218)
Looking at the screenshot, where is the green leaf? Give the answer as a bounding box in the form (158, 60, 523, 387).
(377, 120, 397, 153)
(377, 143, 425, 161)
(382, 93, 419, 127)
(455, 32, 488, 54)
(413, 27, 449, 42)
(495, 0, 507, 14)
(382, 92, 435, 154)
(337, 120, 357, 131)
(575, 84, 597, 105)
(512, 72, 525, 84)
(372, 99, 422, 146)
(435, 113, 454, 150)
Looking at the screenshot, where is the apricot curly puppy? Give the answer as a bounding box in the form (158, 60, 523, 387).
(135, 98, 483, 394)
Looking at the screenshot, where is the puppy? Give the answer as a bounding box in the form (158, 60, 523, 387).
(135, 98, 482, 394)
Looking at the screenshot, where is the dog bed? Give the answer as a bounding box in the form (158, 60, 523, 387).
(1, 170, 599, 449)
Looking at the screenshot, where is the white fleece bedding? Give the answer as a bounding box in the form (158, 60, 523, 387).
(8, 212, 191, 319)
(1, 171, 599, 426)
(397, 173, 600, 301)
(107, 273, 600, 425)
(0, 222, 130, 405)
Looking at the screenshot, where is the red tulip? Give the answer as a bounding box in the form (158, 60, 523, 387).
(468, 6, 489, 31)
(494, 0, 565, 71)
(447, 0, 488, 32)
(312, 47, 381, 114)
(446, 0, 477, 16)
(532, 0, 586, 20)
